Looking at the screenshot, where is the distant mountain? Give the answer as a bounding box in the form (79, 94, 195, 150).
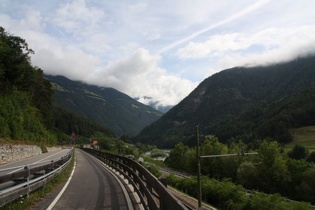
(149, 103, 173, 113)
(45, 75, 163, 137)
(133, 96, 173, 113)
(135, 55, 315, 148)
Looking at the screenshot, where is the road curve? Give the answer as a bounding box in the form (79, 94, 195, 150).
(0, 148, 71, 175)
(31, 149, 139, 210)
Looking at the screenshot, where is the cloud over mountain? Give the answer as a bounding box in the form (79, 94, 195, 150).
(1, 0, 315, 108)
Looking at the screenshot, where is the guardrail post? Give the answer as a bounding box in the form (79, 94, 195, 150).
(145, 166, 153, 193)
(25, 165, 30, 197)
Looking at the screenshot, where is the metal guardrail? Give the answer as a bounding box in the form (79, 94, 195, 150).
(81, 148, 189, 210)
(0, 148, 73, 207)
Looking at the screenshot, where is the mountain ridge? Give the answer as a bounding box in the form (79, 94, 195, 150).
(135, 55, 315, 147)
(45, 75, 163, 137)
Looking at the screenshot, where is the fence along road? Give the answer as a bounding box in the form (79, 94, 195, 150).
(31, 149, 139, 210)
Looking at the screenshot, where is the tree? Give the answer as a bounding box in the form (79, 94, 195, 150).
(286, 158, 311, 198)
(120, 134, 131, 143)
(237, 161, 259, 189)
(91, 132, 115, 151)
(150, 149, 167, 158)
(0, 26, 35, 93)
(296, 167, 315, 203)
(287, 144, 309, 160)
(307, 151, 315, 163)
(256, 141, 290, 194)
(165, 142, 189, 171)
(32, 68, 54, 128)
(0, 27, 56, 131)
(200, 136, 228, 178)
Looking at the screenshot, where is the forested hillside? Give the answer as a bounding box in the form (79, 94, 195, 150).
(0, 27, 57, 144)
(136, 55, 315, 147)
(0, 27, 116, 145)
(46, 75, 162, 137)
(215, 88, 315, 144)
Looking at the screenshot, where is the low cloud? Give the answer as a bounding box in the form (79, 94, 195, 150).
(176, 25, 315, 74)
(32, 39, 197, 107)
(85, 49, 199, 107)
(1, 9, 198, 108)
(2, 0, 315, 109)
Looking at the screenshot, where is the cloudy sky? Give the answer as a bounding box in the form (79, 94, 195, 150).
(1, 0, 315, 108)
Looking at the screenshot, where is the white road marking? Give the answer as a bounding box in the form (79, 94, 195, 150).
(46, 156, 76, 210)
(33, 149, 66, 164)
(7, 149, 67, 174)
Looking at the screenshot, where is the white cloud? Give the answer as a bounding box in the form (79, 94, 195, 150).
(1, 6, 198, 107)
(86, 49, 198, 107)
(2, 0, 315, 109)
(176, 25, 315, 71)
(220, 27, 315, 70)
(20, 10, 45, 31)
(53, 0, 104, 34)
(29, 32, 103, 81)
(216, 40, 315, 72)
(158, 0, 271, 54)
(30, 34, 196, 107)
(176, 33, 247, 59)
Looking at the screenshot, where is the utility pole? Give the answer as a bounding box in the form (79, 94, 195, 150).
(196, 126, 202, 208)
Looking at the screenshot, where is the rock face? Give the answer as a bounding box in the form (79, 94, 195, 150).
(0, 145, 42, 165)
(46, 147, 61, 152)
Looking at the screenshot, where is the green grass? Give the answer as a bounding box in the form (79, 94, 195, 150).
(286, 126, 315, 152)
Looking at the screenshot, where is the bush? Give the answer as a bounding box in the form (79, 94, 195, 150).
(150, 149, 167, 158)
(166, 174, 311, 209)
(144, 163, 162, 178)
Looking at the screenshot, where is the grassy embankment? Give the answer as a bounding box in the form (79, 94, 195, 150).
(285, 126, 315, 153)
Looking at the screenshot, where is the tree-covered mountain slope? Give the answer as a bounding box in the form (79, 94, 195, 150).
(214, 88, 315, 144)
(0, 27, 58, 145)
(45, 75, 162, 137)
(1, 26, 117, 145)
(135, 55, 315, 147)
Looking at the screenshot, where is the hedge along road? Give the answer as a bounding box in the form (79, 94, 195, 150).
(31, 149, 139, 210)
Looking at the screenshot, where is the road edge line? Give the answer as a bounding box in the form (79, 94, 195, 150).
(46, 155, 77, 210)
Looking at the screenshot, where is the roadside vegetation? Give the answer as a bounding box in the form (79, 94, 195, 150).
(167, 174, 312, 209)
(164, 134, 315, 207)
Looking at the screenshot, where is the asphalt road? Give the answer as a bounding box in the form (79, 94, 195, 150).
(0, 148, 72, 175)
(31, 149, 139, 210)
